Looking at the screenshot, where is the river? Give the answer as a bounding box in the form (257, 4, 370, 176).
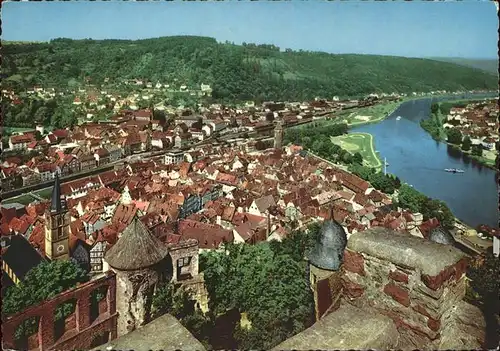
(351, 93, 498, 228)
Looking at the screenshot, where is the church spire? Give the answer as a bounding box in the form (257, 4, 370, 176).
(50, 173, 62, 213)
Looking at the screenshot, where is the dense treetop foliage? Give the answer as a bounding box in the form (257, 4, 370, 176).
(199, 224, 320, 349)
(397, 184, 455, 228)
(151, 283, 212, 349)
(3, 36, 497, 102)
(2, 260, 89, 317)
(466, 251, 500, 347)
(446, 127, 463, 144)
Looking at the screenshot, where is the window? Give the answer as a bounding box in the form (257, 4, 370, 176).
(177, 257, 192, 268)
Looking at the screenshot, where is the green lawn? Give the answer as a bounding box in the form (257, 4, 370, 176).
(33, 188, 53, 199)
(3, 127, 36, 135)
(2, 194, 37, 206)
(330, 133, 382, 169)
(341, 101, 402, 126)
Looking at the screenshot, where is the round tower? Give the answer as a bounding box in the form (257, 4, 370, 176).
(104, 216, 172, 336)
(307, 208, 348, 321)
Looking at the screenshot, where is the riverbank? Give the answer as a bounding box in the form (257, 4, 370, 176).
(420, 98, 498, 170)
(330, 133, 382, 169)
(351, 96, 498, 228)
(447, 142, 497, 170)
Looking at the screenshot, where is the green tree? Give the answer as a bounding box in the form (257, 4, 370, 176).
(467, 251, 500, 304)
(342, 151, 353, 164)
(466, 251, 500, 348)
(3, 260, 89, 342)
(347, 163, 375, 180)
(446, 127, 463, 145)
(153, 109, 166, 124)
(200, 240, 314, 350)
(397, 184, 425, 213)
(33, 106, 48, 124)
(471, 145, 483, 157)
(151, 283, 212, 348)
(352, 152, 363, 165)
(2, 260, 89, 317)
(430, 102, 439, 114)
(368, 172, 396, 194)
(269, 222, 321, 262)
(461, 135, 472, 151)
(420, 198, 455, 229)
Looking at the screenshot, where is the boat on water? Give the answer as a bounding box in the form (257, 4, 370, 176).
(444, 168, 465, 173)
(396, 116, 402, 121)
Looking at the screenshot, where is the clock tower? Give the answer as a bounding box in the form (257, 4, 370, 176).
(45, 173, 70, 261)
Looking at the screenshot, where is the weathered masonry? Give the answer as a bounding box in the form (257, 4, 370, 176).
(277, 227, 486, 350)
(1, 272, 117, 350)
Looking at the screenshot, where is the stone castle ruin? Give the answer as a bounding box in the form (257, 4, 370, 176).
(103, 216, 173, 336)
(1, 201, 489, 350)
(276, 215, 486, 350)
(1, 214, 204, 350)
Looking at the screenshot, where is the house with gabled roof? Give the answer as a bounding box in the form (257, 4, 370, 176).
(177, 219, 233, 251)
(248, 195, 276, 217)
(2, 235, 46, 291)
(94, 148, 111, 167)
(9, 133, 35, 150)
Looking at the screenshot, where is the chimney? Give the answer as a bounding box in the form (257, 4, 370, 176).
(216, 215, 222, 226)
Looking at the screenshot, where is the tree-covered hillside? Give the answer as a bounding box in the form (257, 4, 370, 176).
(428, 57, 499, 75)
(2, 36, 497, 101)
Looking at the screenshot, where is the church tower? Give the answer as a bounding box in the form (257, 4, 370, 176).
(44, 173, 71, 261)
(273, 120, 284, 150)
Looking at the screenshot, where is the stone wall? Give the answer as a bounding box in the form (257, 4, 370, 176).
(114, 267, 162, 337)
(93, 313, 206, 351)
(168, 238, 199, 283)
(273, 303, 400, 350)
(342, 228, 481, 348)
(1, 272, 117, 351)
(181, 274, 210, 313)
(309, 266, 343, 320)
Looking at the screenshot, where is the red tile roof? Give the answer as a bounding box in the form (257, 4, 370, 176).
(112, 203, 138, 226)
(178, 219, 233, 249)
(28, 222, 46, 255)
(10, 134, 35, 144)
(215, 172, 239, 186)
(52, 129, 69, 139)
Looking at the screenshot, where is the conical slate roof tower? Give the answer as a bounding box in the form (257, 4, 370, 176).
(105, 215, 169, 271)
(308, 208, 348, 271)
(429, 226, 456, 246)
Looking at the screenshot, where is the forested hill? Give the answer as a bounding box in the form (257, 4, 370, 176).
(428, 57, 499, 75)
(2, 36, 497, 101)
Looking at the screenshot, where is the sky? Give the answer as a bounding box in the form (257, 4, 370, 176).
(2, 1, 498, 59)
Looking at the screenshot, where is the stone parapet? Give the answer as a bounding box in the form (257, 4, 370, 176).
(273, 303, 399, 350)
(93, 313, 205, 351)
(1, 272, 117, 351)
(343, 228, 469, 343)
